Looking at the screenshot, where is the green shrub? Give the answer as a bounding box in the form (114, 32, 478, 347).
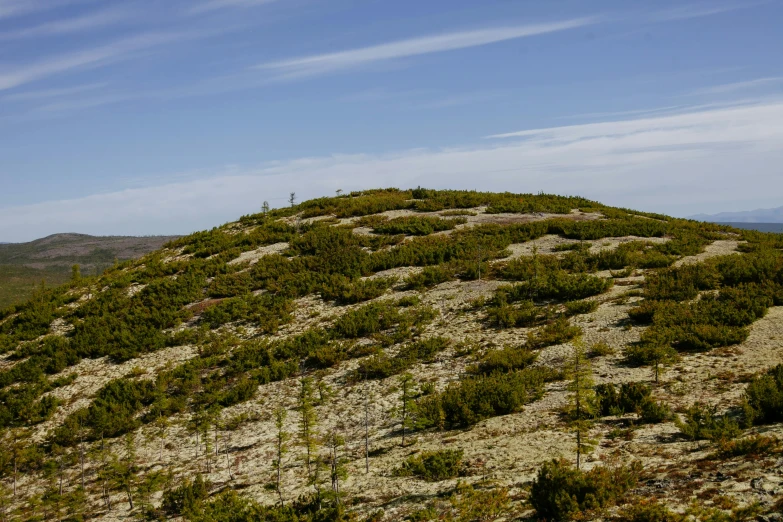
(530, 459, 642, 521)
(595, 383, 670, 423)
(373, 216, 466, 235)
(404, 265, 455, 290)
(393, 449, 464, 481)
(676, 402, 741, 442)
(564, 299, 598, 316)
(588, 342, 614, 358)
(200, 293, 293, 332)
(332, 301, 408, 339)
(357, 337, 451, 380)
(553, 242, 590, 252)
(494, 273, 612, 303)
(320, 275, 396, 305)
(623, 342, 678, 367)
(526, 318, 582, 349)
(485, 301, 552, 328)
(417, 368, 547, 428)
(640, 399, 672, 424)
(714, 434, 778, 459)
(743, 364, 783, 425)
(161, 474, 210, 516)
(596, 382, 651, 416)
(471, 346, 537, 375)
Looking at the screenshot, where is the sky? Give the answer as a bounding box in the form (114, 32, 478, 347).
(0, 0, 782, 242)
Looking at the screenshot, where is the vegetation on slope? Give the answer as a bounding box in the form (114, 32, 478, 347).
(0, 188, 780, 520)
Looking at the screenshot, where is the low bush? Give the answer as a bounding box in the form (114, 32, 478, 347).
(529, 458, 642, 521)
(485, 301, 552, 328)
(319, 275, 396, 305)
(676, 402, 741, 442)
(564, 299, 598, 316)
(471, 346, 537, 375)
(640, 399, 672, 424)
(392, 449, 464, 481)
(595, 382, 670, 423)
(356, 337, 451, 380)
(588, 342, 614, 358)
(200, 293, 293, 332)
(595, 382, 651, 416)
(161, 474, 210, 517)
(714, 435, 778, 459)
(526, 318, 582, 349)
(623, 342, 678, 368)
(331, 301, 437, 340)
(404, 265, 455, 290)
(373, 216, 466, 236)
(743, 364, 783, 426)
(553, 242, 590, 252)
(416, 368, 547, 429)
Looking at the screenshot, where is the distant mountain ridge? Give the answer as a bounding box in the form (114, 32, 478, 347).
(690, 205, 783, 223)
(0, 232, 180, 309)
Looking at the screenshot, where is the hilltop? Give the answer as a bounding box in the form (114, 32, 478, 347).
(0, 188, 782, 521)
(0, 233, 179, 309)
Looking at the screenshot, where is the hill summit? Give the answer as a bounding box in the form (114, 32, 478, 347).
(1, 188, 782, 521)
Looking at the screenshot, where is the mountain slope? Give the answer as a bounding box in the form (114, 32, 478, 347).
(691, 205, 783, 223)
(0, 189, 782, 521)
(0, 233, 179, 309)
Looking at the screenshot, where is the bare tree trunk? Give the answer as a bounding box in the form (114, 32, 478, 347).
(364, 384, 370, 474)
(58, 456, 64, 496)
(225, 433, 234, 481)
(80, 437, 86, 490)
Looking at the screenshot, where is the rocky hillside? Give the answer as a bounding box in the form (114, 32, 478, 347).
(0, 233, 179, 309)
(0, 189, 782, 522)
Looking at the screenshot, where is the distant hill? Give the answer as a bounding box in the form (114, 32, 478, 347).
(0, 233, 179, 309)
(715, 222, 783, 233)
(690, 205, 783, 223)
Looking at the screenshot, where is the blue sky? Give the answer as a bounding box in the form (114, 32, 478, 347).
(0, 0, 782, 241)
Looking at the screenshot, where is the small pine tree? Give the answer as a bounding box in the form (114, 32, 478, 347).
(273, 407, 289, 506)
(315, 372, 333, 405)
(362, 376, 372, 474)
(71, 264, 81, 283)
(111, 433, 139, 510)
(262, 200, 270, 217)
(649, 344, 678, 385)
(566, 339, 597, 469)
(298, 376, 319, 477)
(289, 192, 297, 207)
(326, 431, 347, 505)
(398, 373, 416, 447)
(0, 483, 11, 522)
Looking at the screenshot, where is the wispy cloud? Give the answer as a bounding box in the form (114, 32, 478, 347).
(0, 7, 131, 40)
(0, 31, 194, 92)
(340, 88, 505, 110)
(0, 0, 92, 21)
(650, 2, 757, 22)
(254, 18, 598, 79)
(485, 100, 783, 142)
(687, 77, 783, 96)
(2, 82, 107, 102)
(4, 99, 783, 241)
(188, 0, 277, 15)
